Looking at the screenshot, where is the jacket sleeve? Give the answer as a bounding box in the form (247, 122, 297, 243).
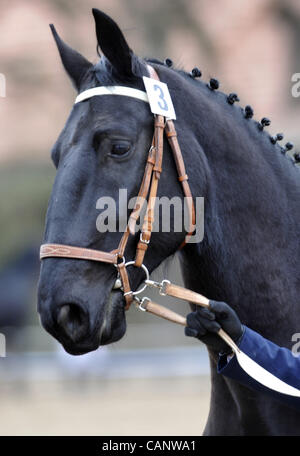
(217, 326, 300, 411)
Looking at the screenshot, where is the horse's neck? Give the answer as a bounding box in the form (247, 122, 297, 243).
(179, 116, 300, 343)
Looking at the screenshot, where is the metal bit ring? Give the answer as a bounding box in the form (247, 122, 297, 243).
(124, 261, 150, 296)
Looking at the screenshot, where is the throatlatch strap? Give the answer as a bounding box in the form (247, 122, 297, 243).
(165, 120, 196, 245)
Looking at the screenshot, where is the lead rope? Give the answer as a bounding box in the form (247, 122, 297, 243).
(138, 280, 300, 397)
(134, 279, 239, 353)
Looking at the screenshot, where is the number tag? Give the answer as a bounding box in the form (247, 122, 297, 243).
(143, 77, 176, 119)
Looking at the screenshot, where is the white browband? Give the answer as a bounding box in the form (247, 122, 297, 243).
(75, 86, 149, 104)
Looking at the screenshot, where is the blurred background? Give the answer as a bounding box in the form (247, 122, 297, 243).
(0, 0, 299, 436)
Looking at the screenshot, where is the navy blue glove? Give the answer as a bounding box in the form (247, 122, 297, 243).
(185, 300, 243, 353)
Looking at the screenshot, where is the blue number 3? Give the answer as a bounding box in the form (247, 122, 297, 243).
(154, 84, 168, 111)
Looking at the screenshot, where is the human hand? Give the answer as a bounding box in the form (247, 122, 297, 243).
(185, 300, 243, 354)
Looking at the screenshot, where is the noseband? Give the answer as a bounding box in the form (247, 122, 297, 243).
(40, 66, 195, 310)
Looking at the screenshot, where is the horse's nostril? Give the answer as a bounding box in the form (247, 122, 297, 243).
(57, 303, 89, 343)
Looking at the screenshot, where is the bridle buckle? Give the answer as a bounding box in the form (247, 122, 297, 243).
(135, 296, 150, 312)
(139, 233, 150, 245)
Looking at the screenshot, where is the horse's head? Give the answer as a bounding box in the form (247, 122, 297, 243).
(38, 10, 190, 355)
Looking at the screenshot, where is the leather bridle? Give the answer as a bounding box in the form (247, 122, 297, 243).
(40, 66, 195, 310)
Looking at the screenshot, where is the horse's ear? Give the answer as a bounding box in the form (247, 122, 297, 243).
(50, 24, 92, 90)
(92, 9, 133, 78)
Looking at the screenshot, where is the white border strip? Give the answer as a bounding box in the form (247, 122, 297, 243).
(75, 86, 149, 104)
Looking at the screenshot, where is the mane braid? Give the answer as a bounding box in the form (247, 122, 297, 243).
(154, 60, 300, 171)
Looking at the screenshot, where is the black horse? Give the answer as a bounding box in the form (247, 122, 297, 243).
(38, 9, 300, 435)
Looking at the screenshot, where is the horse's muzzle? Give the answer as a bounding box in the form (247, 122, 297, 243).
(57, 303, 89, 344)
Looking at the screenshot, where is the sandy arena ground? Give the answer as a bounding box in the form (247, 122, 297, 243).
(0, 376, 210, 436)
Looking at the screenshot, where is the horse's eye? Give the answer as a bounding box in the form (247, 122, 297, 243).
(111, 143, 131, 156)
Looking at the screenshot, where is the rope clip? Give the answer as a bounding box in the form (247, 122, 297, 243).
(145, 279, 170, 295)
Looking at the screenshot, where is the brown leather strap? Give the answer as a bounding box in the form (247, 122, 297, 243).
(139, 298, 187, 326)
(117, 227, 130, 258)
(165, 120, 196, 246)
(117, 135, 156, 259)
(163, 281, 209, 307)
(118, 262, 133, 310)
(40, 244, 118, 264)
(127, 138, 156, 235)
(153, 115, 165, 178)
